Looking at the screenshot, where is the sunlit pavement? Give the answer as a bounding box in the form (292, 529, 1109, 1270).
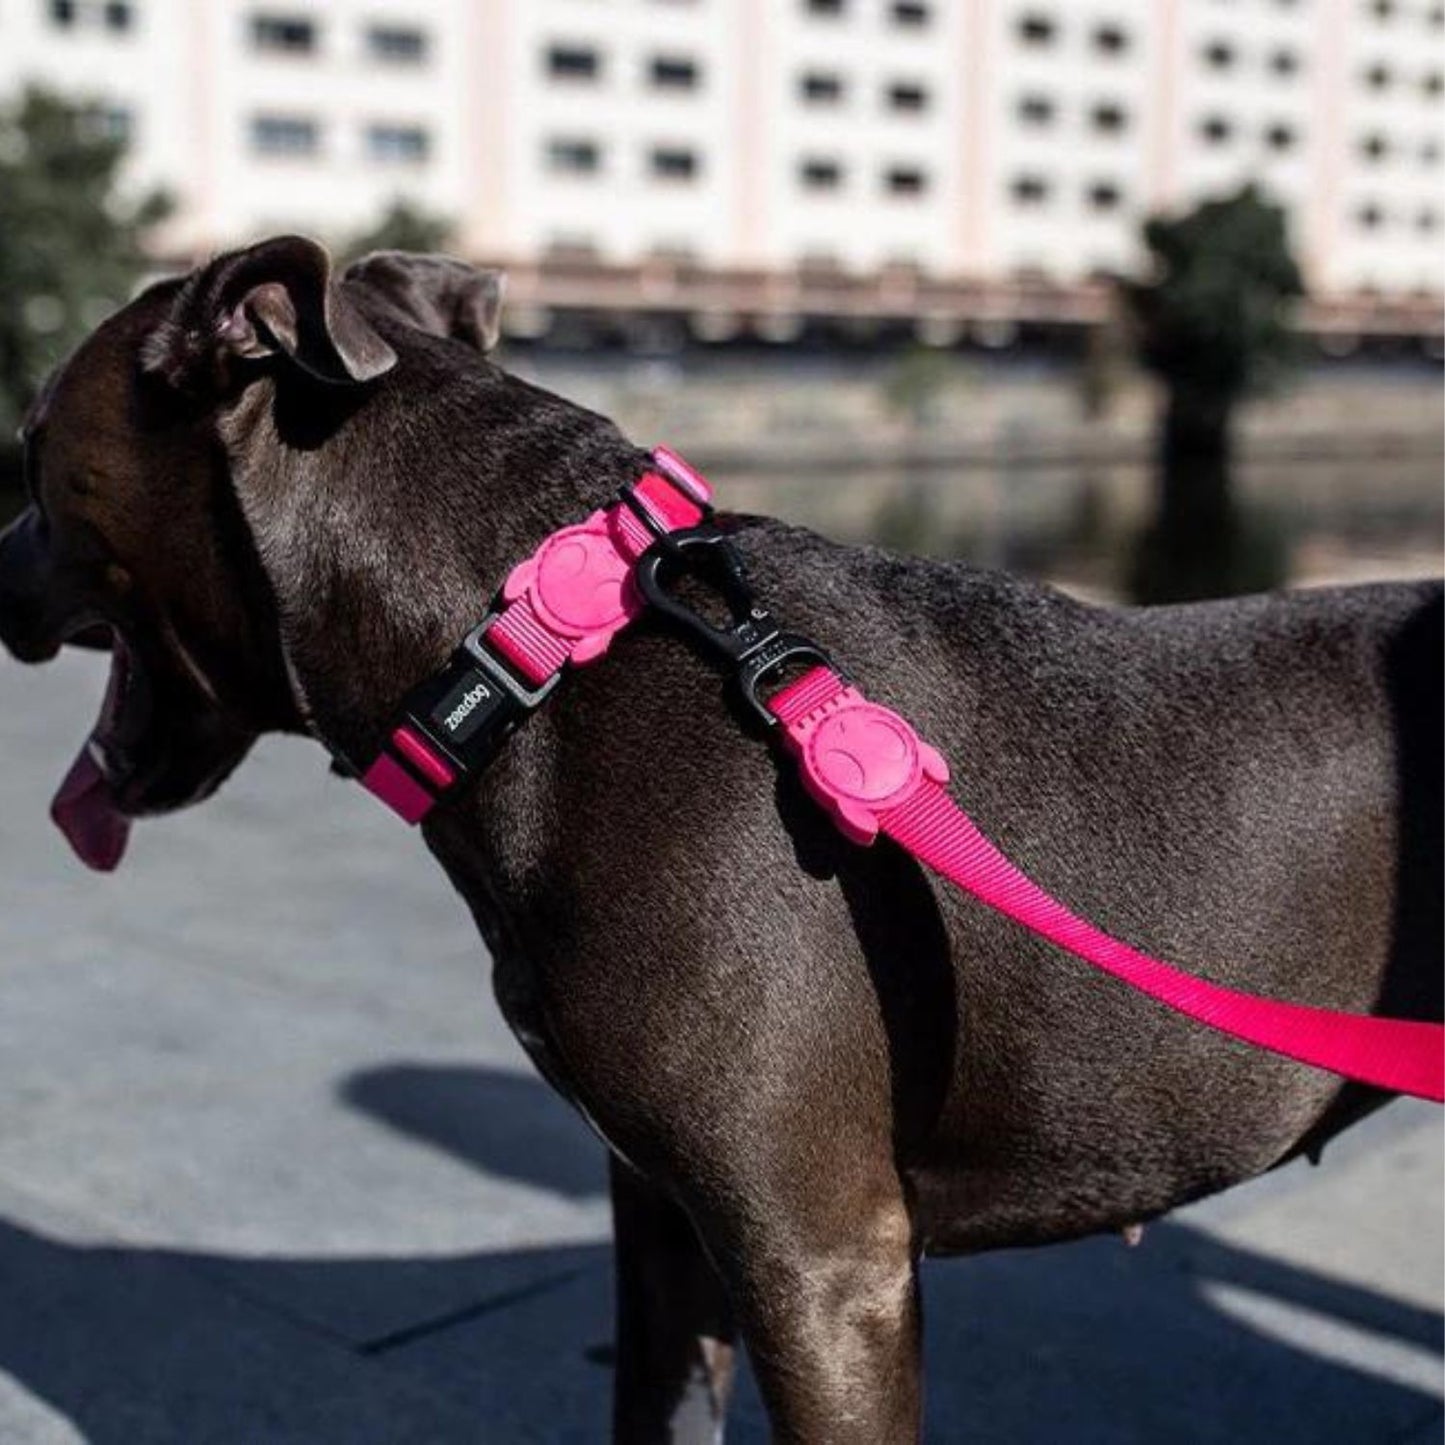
(0, 648, 1439, 1444)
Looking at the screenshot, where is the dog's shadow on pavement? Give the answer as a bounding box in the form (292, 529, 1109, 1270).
(0, 1063, 1438, 1444)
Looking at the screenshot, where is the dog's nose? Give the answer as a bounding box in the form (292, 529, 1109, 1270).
(0, 508, 60, 662)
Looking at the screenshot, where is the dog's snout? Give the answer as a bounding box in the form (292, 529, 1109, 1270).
(0, 508, 61, 662)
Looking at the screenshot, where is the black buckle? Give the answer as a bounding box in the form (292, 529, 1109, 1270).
(634, 527, 837, 725)
(462, 612, 563, 710)
(382, 612, 560, 785)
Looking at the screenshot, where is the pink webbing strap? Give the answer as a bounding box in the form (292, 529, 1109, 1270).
(770, 665, 1445, 1103)
(361, 451, 710, 821)
(488, 456, 712, 686)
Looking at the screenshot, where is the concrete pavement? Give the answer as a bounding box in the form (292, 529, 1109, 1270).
(0, 647, 1439, 1443)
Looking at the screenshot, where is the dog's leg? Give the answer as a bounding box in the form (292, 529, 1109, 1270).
(611, 1158, 737, 1445)
(719, 1194, 922, 1445)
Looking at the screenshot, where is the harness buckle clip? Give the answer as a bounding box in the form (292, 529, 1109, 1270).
(633, 527, 840, 726)
(362, 612, 560, 823)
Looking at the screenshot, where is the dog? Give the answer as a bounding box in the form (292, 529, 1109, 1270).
(1, 237, 1439, 1443)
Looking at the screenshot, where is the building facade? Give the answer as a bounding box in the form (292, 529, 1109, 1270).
(1, 0, 1441, 336)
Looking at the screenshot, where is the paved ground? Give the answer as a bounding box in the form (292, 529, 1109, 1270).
(0, 648, 1439, 1444)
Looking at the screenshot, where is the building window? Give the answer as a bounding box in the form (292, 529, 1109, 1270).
(547, 137, 602, 174)
(650, 54, 700, 89)
(1269, 48, 1301, 77)
(1264, 122, 1296, 151)
(1422, 136, 1441, 164)
(1356, 201, 1384, 229)
(806, 0, 846, 15)
(1011, 174, 1050, 205)
(1369, 0, 1395, 18)
(1199, 114, 1233, 144)
(1017, 13, 1056, 45)
(547, 235, 600, 262)
(886, 81, 929, 113)
(1018, 93, 1055, 125)
(650, 145, 699, 180)
(1364, 61, 1391, 89)
(1091, 101, 1128, 133)
(547, 44, 601, 80)
(1093, 23, 1129, 55)
(50, 0, 133, 29)
(884, 165, 928, 195)
(1202, 39, 1236, 70)
(250, 114, 320, 157)
(799, 157, 844, 190)
(366, 124, 429, 164)
(366, 25, 427, 63)
(1418, 207, 1439, 233)
(1425, 70, 1443, 98)
(1359, 132, 1388, 161)
(891, 1, 930, 24)
(1087, 180, 1122, 211)
(800, 70, 845, 103)
(798, 249, 843, 274)
(251, 14, 316, 54)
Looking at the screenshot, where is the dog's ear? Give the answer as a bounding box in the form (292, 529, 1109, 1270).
(143, 235, 398, 391)
(342, 251, 505, 353)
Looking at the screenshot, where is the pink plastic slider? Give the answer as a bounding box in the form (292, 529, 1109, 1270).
(502, 510, 641, 665)
(781, 683, 949, 845)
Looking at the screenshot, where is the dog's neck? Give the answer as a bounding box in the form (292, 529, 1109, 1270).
(223, 349, 649, 776)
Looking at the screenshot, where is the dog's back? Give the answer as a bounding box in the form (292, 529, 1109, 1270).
(661, 527, 1442, 1247)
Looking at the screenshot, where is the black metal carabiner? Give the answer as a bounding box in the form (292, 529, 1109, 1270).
(634, 527, 838, 725)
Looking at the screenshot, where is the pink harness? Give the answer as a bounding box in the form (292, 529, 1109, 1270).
(361, 449, 1445, 1104)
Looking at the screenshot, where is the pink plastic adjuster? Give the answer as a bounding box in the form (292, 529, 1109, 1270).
(651, 446, 714, 509)
(502, 510, 642, 665)
(776, 672, 949, 845)
(391, 725, 456, 789)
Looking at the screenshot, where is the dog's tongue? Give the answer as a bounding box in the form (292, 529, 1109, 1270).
(50, 644, 132, 872)
(52, 748, 130, 872)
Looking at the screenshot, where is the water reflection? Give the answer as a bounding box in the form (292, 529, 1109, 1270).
(718, 451, 1444, 598)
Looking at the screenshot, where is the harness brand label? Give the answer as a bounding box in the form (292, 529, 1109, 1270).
(430, 671, 497, 746)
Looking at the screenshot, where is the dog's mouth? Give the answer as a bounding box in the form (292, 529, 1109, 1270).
(46, 621, 260, 872)
(50, 628, 148, 872)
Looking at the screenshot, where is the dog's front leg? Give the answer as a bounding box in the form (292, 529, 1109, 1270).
(714, 1192, 923, 1445)
(611, 1157, 738, 1444)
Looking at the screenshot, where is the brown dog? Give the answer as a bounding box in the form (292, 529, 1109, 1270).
(1, 238, 1440, 1443)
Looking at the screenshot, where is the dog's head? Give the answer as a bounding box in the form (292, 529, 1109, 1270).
(0, 236, 503, 870)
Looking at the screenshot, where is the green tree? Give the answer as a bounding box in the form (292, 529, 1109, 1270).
(1122, 185, 1303, 603)
(882, 342, 958, 432)
(341, 199, 454, 264)
(0, 88, 170, 458)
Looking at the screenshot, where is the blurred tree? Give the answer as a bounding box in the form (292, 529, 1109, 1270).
(0, 87, 170, 466)
(1122, 185, 1303, 603)
(882, 342, 958, 432)
(1077, 303, 1131, 424)
(341, 199, 454, 262)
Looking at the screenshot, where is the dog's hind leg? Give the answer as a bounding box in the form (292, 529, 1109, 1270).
(610, 1157, 738, 1445)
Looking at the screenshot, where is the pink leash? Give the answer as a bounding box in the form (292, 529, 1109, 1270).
(768, 666, 1445, 1104)
(362, 449, 1445, 1104)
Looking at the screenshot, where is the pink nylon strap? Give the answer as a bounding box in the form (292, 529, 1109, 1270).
(488, 460, 711, 686)
(770, 665, 1445, 1103)
(361, 454, 710, 821)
